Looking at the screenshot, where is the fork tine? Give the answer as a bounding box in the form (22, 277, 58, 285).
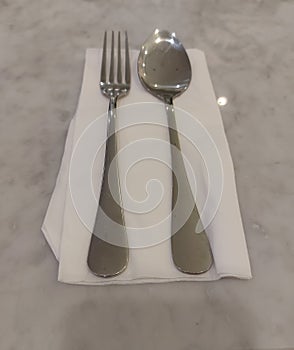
(117, 32, 122, 83)
(100, 31, 107, 83)
(125, 31, 130, 84)
(109, 31, 115, 83)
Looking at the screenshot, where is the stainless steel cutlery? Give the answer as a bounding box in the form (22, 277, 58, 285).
(87, 31, 130, 277)
(88, 30, 213, 277)
(137, 29, 212, 274)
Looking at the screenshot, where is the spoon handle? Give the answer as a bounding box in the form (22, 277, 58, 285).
(165, 102, 213, 274)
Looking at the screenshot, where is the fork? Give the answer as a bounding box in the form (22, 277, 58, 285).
(87, 31, 131, 277)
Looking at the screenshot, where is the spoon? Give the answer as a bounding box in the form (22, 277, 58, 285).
(137, 29, 213, 274)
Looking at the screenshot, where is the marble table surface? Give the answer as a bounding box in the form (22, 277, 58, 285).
(1, 0, 293, 349)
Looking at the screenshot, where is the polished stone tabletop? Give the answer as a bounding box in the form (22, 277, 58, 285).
(1, 0, 293, 349)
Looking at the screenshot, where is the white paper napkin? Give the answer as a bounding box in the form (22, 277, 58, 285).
(42, 48, 252, 284)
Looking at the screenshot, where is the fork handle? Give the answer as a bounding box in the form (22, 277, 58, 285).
(165, 102, 213, 274)
(87, 97, 129, 277)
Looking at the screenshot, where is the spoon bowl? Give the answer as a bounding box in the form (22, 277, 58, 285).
(137, 29, 192, 103)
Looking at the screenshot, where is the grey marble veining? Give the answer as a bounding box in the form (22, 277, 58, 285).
(0, 0, 294, 349)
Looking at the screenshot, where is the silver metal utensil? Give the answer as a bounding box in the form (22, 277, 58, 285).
(87, 31, 130, 277)
(137, 29, 213, 274)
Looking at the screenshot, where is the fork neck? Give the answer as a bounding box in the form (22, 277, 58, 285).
(107, 96, 118, 137)
(109, 96, 118, 109)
